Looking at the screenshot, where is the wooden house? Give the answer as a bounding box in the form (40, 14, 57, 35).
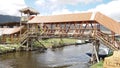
(0, 7, 39, 44)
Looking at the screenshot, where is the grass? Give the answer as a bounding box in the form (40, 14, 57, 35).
(90, 50, 113, 68)
(0, 38, 77, 53)
(34, 38, 77, 48)
(0, 44, 20, 53)
(91, 61, 103, 68)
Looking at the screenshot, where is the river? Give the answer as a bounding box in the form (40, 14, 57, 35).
(0, 43, 93, 68)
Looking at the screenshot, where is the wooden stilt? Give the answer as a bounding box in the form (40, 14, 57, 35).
(29, 38, 33, 51)
(91, 40, 100, 63)
(91, 44, 95, 64)
(10, 34, 14, 43)
(35, 38, 45, 48)
(31, 39, 33, 50)
(3, 35, 6, 44)
(59, 34, 64, 46)
(26, 38, 29, 51)
(94, 45, 99, 63)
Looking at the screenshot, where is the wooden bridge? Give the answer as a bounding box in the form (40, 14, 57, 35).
(1, 8, 120, 66)
(17, 12, 120, 51)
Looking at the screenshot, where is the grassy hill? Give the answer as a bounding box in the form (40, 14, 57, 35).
(0, 15, 20, 24)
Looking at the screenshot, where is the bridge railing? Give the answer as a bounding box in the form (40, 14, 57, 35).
(39, 28, 92, 38)
(94, 31, 119, 50)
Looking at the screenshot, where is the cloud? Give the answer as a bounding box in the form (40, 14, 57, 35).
(57, 0, 102, 5)
(36, 0, 102, 6)
(52, 0, 120, 22)
(86, 0, 120, 22)
(51, 9, 72, 15)
(0, 0, 27, 16)
(36, 0, 120, 21)
(51, 8, 81, 15)
(35, 0, 102, 15)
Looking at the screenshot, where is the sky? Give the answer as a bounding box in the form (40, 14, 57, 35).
(0, 0, 120, 21)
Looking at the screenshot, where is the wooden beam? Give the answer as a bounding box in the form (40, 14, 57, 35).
(111, 31, 115, 43)
(66, 23, 72, 33)
(10, 34, 14, 43)
(2, 35, 6, 43)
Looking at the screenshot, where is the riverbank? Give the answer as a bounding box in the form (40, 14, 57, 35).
(90, 51, 113, 68)
(0, 44, 20, 54)
(90, 61, 103, 68)
(34, 38, 77, 48)
(0, 38, 78, 54)
(0, 43, 92, 68)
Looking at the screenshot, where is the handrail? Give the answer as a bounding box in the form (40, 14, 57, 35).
(17, 29, 40, 44)
(16, 30, 29, 44)
(94, 31, 119, 50)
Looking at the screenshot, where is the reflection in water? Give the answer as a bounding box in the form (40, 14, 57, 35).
(0, 43, 92, 68)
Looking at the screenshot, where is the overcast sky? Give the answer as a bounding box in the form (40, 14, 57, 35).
(0, 0, 120, 22)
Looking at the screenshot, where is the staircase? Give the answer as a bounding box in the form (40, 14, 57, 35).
(17, 29, 45, 47)
(94, 31, 119, 51)
(17, 30, 29, 45)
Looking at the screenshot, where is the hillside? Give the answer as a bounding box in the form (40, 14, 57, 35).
(0, 15, 20, 23)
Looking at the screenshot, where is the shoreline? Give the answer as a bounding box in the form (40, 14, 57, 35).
(0, 43, 85, 55)
(0, 38, 89, 55)
(0, 43, 76, 55)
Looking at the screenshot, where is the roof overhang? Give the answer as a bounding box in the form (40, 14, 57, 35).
(27, 12, 95, 24)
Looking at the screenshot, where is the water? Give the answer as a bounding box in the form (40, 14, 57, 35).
(0, 43, 93, 68)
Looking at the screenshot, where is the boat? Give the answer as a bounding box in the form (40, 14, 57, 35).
(86, 47, 110, 59)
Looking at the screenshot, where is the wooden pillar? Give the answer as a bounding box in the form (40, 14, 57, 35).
(65, 23, 66, 33)
(35, 24, 37, 33)
(60, 35, 63, 46)
(111, 31, 115, 42)
(27, 23, 29, 32)
(97, 24, 100, 31)
(20, 12, 22, 43)
(95, 23, 98, 31)
(26, 38, 29, 51)
(50, 24, 53, 34)
(91, 40, 100, 64)
(30, 38, 33, 51)
(79, 23, 82, 37)
(74, 22, 76, 37)
(26, 23, 29, 51)
(80, 22, 87, 38)
(40, 23, 43, 35)
(2, 35, 6, 44)
(10, 34, 14, 43)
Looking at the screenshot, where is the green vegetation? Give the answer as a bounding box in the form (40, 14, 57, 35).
(34, 38, 77, 48)
(90, 51, 113, 68)
(0, 44, 20, 53)
(91, 61, 103, 68)
(0, 38, 77, 53)
(107, 51, 113, 57)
